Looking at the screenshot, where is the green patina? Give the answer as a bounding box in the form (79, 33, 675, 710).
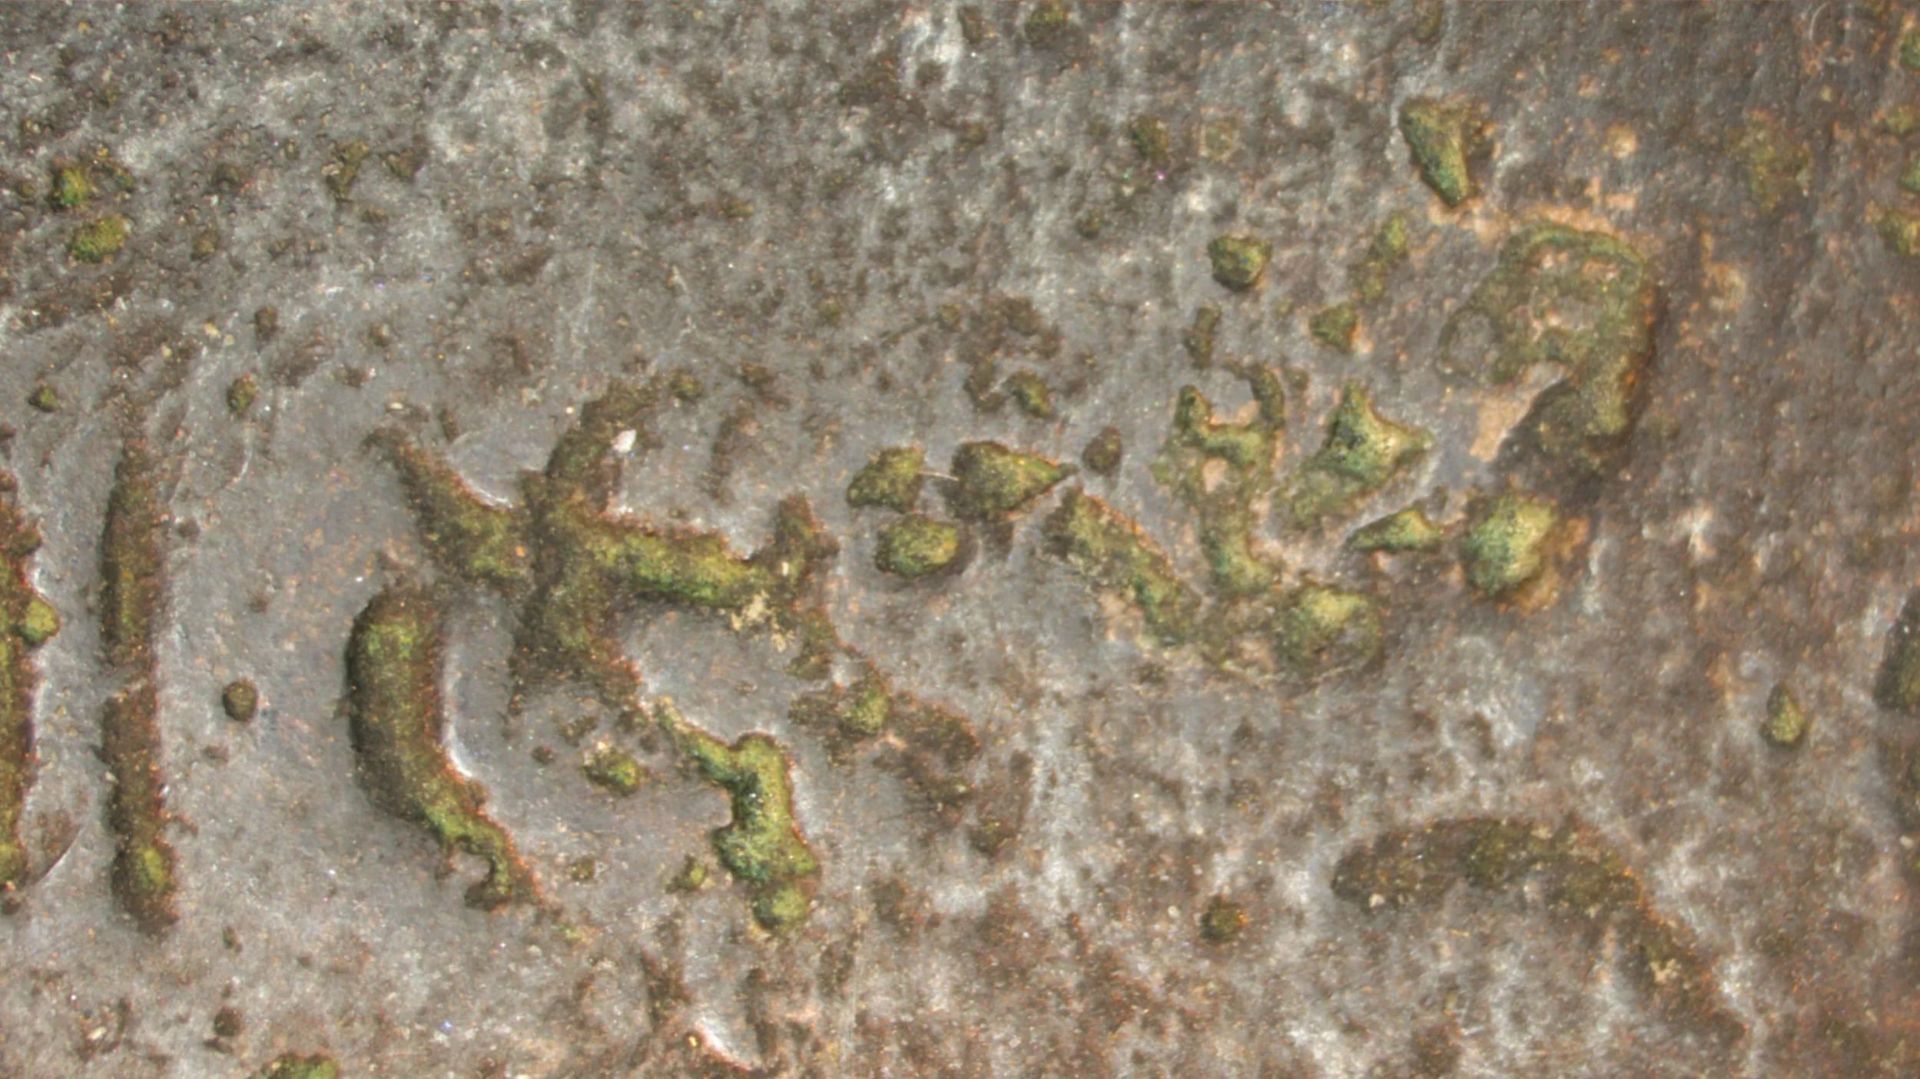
(1460, 492, 1559, 597)
(1762, 682, 1807, 749)
(668, 854, 710, 892)
(846, 446, 925, 511)
(222, 679, 259, 723)
(1043, 489, 1200, 645)
(1154, 374, 1286, 597)
(1200, 894, 1250, 944)
(1040, 375, 1415, 680)
(1878, 207, 1920, 257)
(1271, 583, 1382, 677)
(1004, 370, 1054, 419)
(380, 379, 840, 704)
(346, 584, 537, 909)
(1207, 234, 1271, 291)
(583, 744, 645, 796)
(788, 671, 981, 818)
(791, 672, 894, 742)
(40, 151, 134, 213)
(1730, 115, 1810, 212)
(104, 682, 177, 933)
(99, 441, 177, 933)
(68, 214, 129, 263)
(1349, 212, 1411, 305)
(1309, 302, 1358, 354)
(48, 160, 95, 210)
(227, 373, 259, 417)
(1283, 384, 1430, 529)
(1440, 223, 1657, 472)
(378, 434, 531, 594)
(947, 441, 1067, 519)
(1879, 104, 1920, 135)
(659, 699, 819, 933)
(17, 596, 58, 647)
(0, 480, 55, 896)
(1349, 506, 1444, 553)
(875, 514, 962, 578)
(1398, 97, 1487, 207)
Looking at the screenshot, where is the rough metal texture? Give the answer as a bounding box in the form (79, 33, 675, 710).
(1, 2, 1917, 1076)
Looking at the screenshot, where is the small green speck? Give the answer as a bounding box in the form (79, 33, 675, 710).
(1902, 156, 1920, 194)
(1762, 683, 1808, 749)
(18, 596, 59, 647)
(875, 514, 962, 578)
(1460, 493, 1559, 597)
(1200, 894, 1249, 943)
(668, 854, 709, 892)
(1004, 370, 1054, 418)
(1310, 303, 1358, 353)
(227, 374, 258, 416)
(26, 384, 60, 413)
(846, 446, 925, 511)
(68, 214, 129, 263)
(791, 676, 893, 741)
(1349, 507, 1444, 553)
(1208, 234, 1271, 291)
(1901, 29, 1920, 71)
(583, 745, 645, 796)
(754, 881, 812, 933)
(222, 679, 259, 723)
(48, 162, 94, 210)
(1349, 212, 1411, 305)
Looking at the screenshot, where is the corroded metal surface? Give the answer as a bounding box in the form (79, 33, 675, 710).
(2, 2, 1919, 1076)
